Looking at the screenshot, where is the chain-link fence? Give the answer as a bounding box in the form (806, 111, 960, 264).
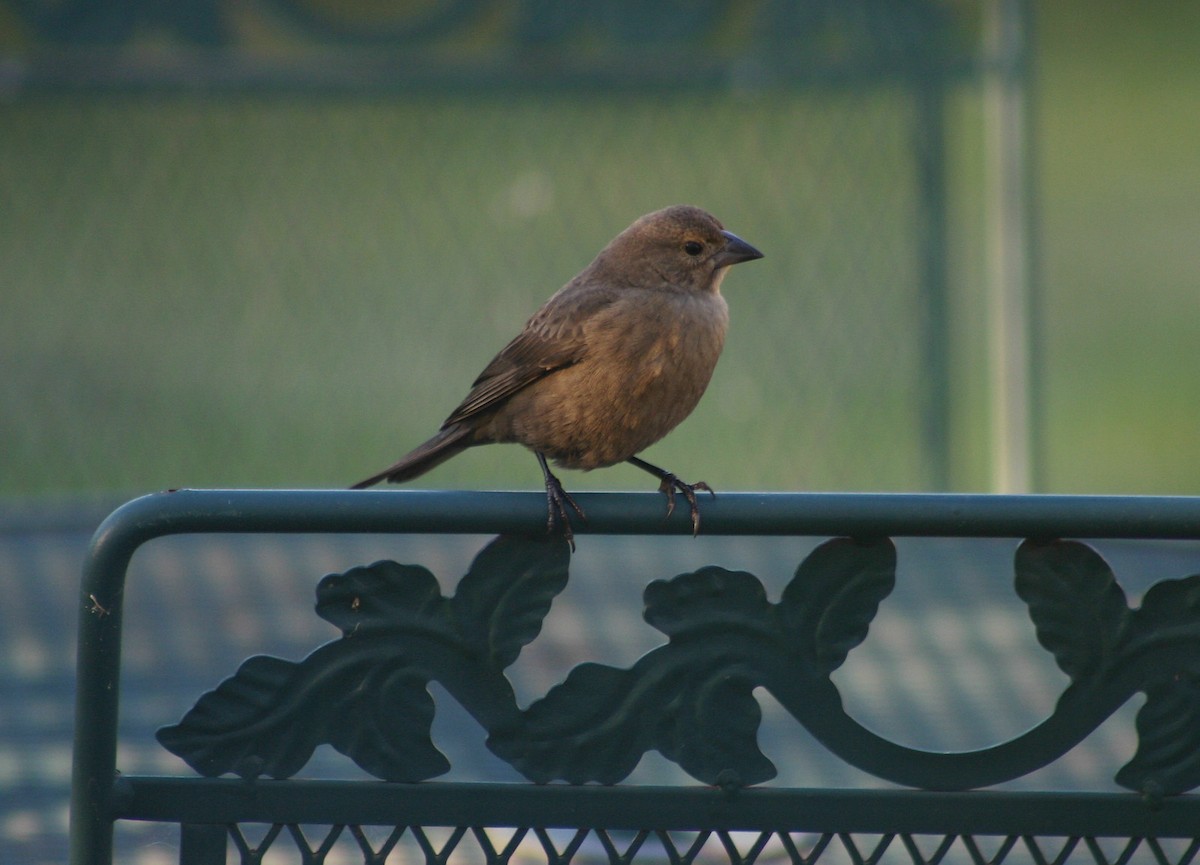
(1, 1, 1015, 497)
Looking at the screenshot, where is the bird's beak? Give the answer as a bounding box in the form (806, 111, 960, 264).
(715, 230, 764, 267)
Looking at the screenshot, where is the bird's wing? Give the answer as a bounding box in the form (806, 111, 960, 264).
(442, 285, 615, 427)
(442, 331, 581, 425)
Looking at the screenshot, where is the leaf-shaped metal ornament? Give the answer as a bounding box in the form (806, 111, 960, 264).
(159, 534, 570, 782)
(777, 537, 897, 672)
(316, 560, 450, 638)
(1113, 574, 1200, 794)
(643, 566, 774, 640)
(157, 655, 325, 779)
(496, 567, 790, 785)
(1116, 672, 1200, 795)
(158, 530, 1200, 793)
(326, 665, 449, 782)
(451, 533, 571, 669)
(491, 663, 644, 784)
(657, 665, 776, 787)
(1014, 540, 1130, 681)
(1134, 572, 1200, 634)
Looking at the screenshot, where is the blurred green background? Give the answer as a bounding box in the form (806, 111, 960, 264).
(1, 1, 1197, 499)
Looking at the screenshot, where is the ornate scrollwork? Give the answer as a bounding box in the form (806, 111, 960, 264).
(158, 534, 1200, 794)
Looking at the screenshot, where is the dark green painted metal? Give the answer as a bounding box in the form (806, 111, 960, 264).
(72, 490, 1200, 865)
(148, 532, 1200, 793)
(76, 488, 1200, 541)
(180, 824, 226, 865)
(114, 777, 1200, 838)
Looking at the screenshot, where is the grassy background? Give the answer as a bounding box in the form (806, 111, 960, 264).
(1035, 3, 1200, 492)
(2, 2, 1198, 498)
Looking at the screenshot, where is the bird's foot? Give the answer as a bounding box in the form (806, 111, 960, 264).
(544, 473, 587, 552)
(658, 475, 716, 536)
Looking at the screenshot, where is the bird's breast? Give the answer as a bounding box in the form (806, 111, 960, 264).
(602, 288, 726, 380)
(499, 290, 729, 470)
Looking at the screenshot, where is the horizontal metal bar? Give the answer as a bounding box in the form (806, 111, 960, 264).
(3, 53, 984, 97)
(114, 777, 1200, 838)
(91, 489, 1200, 548)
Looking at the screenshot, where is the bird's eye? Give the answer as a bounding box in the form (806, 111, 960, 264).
(683, 240, 704, 256)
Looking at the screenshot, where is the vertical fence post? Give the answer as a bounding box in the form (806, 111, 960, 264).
(983, 0, 1040, 493)
(69, 521, 140, 865)
(915, 71, 953, 491)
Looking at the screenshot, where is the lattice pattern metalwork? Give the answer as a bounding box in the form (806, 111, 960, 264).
(202, 823, 1200, 864)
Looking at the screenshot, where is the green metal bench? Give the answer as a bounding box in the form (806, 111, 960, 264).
(71, 490, 1200, 864)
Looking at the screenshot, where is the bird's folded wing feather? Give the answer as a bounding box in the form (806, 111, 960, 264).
(441, 286, 616, 426)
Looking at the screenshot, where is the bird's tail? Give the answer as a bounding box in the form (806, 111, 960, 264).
(350, 424, 474, 489)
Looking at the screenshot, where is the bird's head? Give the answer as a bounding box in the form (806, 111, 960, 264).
(595, 205, 763, 293)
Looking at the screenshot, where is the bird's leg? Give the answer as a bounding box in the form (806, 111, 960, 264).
(536, 452, 586, 551)
(625, 456, 715, 536)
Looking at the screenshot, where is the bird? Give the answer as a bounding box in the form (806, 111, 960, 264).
(352, 204, 763, 547)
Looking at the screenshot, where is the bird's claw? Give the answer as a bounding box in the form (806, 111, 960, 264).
(545, 475, 587, 552)
(658, 475, 715, 536)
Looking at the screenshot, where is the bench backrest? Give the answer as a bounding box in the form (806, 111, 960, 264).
(71, 490, 1200, 864)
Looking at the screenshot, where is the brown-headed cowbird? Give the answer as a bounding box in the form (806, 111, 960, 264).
(353, 205, 763, 546)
